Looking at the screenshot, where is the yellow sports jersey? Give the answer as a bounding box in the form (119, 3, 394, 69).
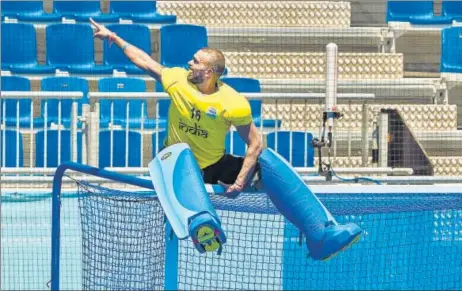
(161, 67, 252, 169)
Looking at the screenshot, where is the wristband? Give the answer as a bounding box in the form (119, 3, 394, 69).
(121, 43, 130, 51)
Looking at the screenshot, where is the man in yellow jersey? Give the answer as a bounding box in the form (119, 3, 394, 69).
(90, 19, 263, 196)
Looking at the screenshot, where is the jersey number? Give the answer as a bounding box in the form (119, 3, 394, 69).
(191, 107, 201, 121)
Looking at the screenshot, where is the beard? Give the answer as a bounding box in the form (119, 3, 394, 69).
(187, 70, 205, 84)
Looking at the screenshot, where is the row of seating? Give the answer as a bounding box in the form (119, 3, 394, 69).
(1, 0, 175, 23)
(2, 22, 206, 75)
(1, 75, 280, 129)
(0, 129, 314, 168)
(387, 0, 462, 24)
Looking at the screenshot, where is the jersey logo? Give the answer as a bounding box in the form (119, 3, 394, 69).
(206, 107, 217, 119)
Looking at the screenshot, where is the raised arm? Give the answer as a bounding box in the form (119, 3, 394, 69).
(90, 18, 164, 82)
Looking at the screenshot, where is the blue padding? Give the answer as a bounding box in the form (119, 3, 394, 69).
(99, 130, 142, 167)
(386, 1, 440, 22)
(0, 129, 23, 167)
(1, 76, 35, 127)
(104, 24, 151, 74)
(258, 148, 362, 260)
(225, 131, 247, 156)
(98, 77, 159, 129)
(40, 77, 89, 127)
(35, 130, 82, 167)
(1, 23, 55, 74)
(160, 24, 208, 68)
(110, 1, 176, 23)
(53, 0, 119, 22)
(266, 131, 314, 167)
(151, 131, 167, 156)
(148, 143, 225, 250)
(1, 1, 62, 22)
(440, 27, 462, 73)
(46, 24, 113, 74)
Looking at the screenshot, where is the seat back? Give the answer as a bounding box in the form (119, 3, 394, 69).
(110, 0, 157, 16)
(46, 24, 94, 67)
(1, 76, 32, 120)
(104, 24, 151, 67)
(440, 27, 462, 72)
(386, 1, 434, 22)
(1, 23, 38, 67)
(54, 0, 101, 16)
(99, 130, 142, 167)
(0, 129, 23, 167)
(98, 77, 147, 125)
(221, 77, 262, 118)
(2, 0, 45, 16)
(266, 131, 314, 167)
(160, 24, 208, 68)
(35, 130, 82, 167)
(443, 1, 462, 17)
(40, 77, 89, 124)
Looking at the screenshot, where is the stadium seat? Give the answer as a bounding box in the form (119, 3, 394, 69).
(160, 24, 208, 68)
(225, 131, 247, 156)
(35, 130, 82, 167)
(266, 131, 314, 167)
(221, 77, 282, 128)
(1, 0, 62, 22)
(442, 1, 462, 21)
(53, 0, 119, 22)
(98, 77, 159, 128)
(99, 130, 142, 167)
(46, 24, 113, 74)
(0, 76, 42, 127)
(155, 81, 170, 127)
(0, 129, 23, 167)
(440, 27, 462, 73)
(1, 23, 55, 74)
(386, 1, 453, 24)
(40, 77, 89, 127)
(103, 24, 151, 74)
(151, 131, 167, 156)
(110, 1, 176, 24)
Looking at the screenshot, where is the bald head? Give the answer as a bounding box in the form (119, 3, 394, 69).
(199, 48, 226, 77)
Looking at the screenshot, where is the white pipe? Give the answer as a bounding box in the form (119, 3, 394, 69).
(0, 91, 83, 99)
(89, 92, 375, 101)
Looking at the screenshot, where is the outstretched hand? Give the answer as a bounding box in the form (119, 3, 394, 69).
(89, 18, 112, 40)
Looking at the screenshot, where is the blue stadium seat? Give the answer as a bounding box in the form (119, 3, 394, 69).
(53, 0, 119, 22)
(151, 131, 167, 156)
(155, 81, 170, 127)
(99, 130, 142, 167)
(110, 1, 176, 24)
(1, 23, 55, 74)
(221, 77, 282, 128)
(441, 27, 462, 73)
(442, 1, 462, 21)
(0, 76, 43, 127)
(386, 1, 453, 24)
(40, 77, 89, 127)
(104, 24, 151, 74)
(98, 77, 159, 128)
(0, 129, 23, 167)
(1, 0, 62, 22)
(160, 24, 208, 68)
(46, 24, 113, 74)
(35, 130, 82, 167)
(225, 131, 247, 156)
(266, 131, 314, 167)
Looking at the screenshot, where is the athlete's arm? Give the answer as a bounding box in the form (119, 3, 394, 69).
(90, 18, 163, 82)
(232, 122, 263, 190)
